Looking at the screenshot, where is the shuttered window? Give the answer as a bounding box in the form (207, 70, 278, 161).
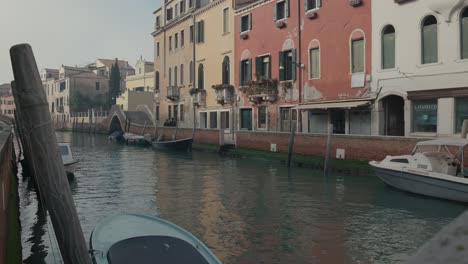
(189, 25, 194, 43)
(198, 64, 204, 89)
(239, 59, 252, 85)
(279, 50, 295, 81)
(255, 55, 270, 80)
(309, 48, 320, 79)
(197, 20, 204, 43)
(169, 67, 172, 86)
(240, 14, 251, 32)
(351, 39, 364, 73)
(223, 8, 229, 34)
(305, 0, 321, 11)
(382, 25, 396, 69)
(422, 15, 438, 64)
(174, 66, 178, 86)
(180, 64, 184, 85)
(461, 8, 468, 59)
(274, 0, 289, 21)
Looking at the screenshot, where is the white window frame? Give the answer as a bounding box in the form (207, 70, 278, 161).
(240, 13, 251, 33)
(275, 0, 287, 21)
(223, 7, 230, 34)
(348, 30, 366, 74)
(239, 107, 254, 131)
(308, 46, 320, 80)
(305, 0, 321, 12)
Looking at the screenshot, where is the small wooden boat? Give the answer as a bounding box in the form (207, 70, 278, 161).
(123, 132, 151, 146)
(58, 142, 78, 177)
(89, 214, 222, 264)
(152, 137, 193, 151)
(108, 131, 125, 142)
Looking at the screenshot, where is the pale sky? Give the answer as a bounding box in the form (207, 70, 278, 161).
(0, 0, 159, 84)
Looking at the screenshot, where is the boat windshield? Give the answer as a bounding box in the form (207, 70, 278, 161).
(106, 235, 210, 264)
(59, 145, 69, 156)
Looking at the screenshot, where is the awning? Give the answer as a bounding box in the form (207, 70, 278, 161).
(294, 100, 371, 110)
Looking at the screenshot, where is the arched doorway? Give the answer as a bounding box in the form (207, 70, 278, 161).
(109, 115, 123, 134)
(382, 95, 404, 136)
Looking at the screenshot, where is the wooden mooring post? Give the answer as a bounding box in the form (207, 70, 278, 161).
(10, 44, 91, 264)
(286, 122, 296, 168)
(323, 124, 333, 176)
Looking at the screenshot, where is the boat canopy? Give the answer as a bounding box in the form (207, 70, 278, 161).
(416, 138, 468, 148)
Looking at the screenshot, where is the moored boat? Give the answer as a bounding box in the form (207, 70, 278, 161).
(152, 137, 193, 152)
(108, 131, 125, 142)
(89, 214, 222, 264)
(58, 142, 78, 177)
(123, 132, 151, 146)
(369, 137, 468, 202)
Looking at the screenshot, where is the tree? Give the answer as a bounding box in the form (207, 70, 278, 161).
(108, 59, 121, 106)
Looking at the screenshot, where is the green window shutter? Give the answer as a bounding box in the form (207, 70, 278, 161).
(352, 39, 364, 73)
(463, 17, 468, 59)
(239, 62, 243, 85)
(239, 16, 243, 32)
(249, 14, 252, 30)
(247, 58, 252, 81)
(255, 57, 263, 80)
(310, 48, 320, 78)
(317, 0, 321, 7)
(201, 20, 204, 42)
(279, 51, 285, 81)
(286, 0, 290, 17)
(291, 49, 296, 80)
(273, 3, 277, 21)
(304, 0, 309, 11)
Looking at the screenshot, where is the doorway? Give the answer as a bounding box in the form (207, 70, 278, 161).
(382, 95, 404, 136)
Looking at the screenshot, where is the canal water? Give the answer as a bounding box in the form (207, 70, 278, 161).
(18, 132, 467, 264)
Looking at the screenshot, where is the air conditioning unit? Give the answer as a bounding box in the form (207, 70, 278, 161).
(305, 10, 317, 19)
(275, 20, 286, 28)
(349, 0, 362, 7)
(240, 32, 249, 40)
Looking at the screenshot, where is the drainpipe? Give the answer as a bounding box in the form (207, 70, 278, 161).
(297, 0, 303, 133)
(192, 12, 197, 132)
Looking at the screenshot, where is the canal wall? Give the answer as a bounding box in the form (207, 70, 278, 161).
(0, 126, 21, 264)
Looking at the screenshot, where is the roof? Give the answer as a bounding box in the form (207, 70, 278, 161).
(416, 138, 468, 148)
(294, 100, 371, 110)
(97, 59, 135, 70)
(43, 68, 59, 72)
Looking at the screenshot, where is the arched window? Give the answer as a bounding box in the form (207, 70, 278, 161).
(189, 61, 194, 83)
(174, 66, 178, 86)
(198, 64, 204, 89)
(222, 56, 230, 84)
(382, 25, 396, 69)
(169, 67, 172, 86)
(461, 8, 468, 59)
(180, 64, 184, 85)
(422, 15, 438, 64)
(155, 71, 160, 90)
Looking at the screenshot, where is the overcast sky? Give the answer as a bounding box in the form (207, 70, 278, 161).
(0, 0, 159, 84)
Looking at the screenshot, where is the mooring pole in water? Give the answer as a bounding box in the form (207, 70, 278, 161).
(10, 44, 92, 264)
(324, 124, 333, 176)
(287, 122, 296, 168)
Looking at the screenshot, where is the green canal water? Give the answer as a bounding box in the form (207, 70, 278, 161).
(18, 132, 467, 263)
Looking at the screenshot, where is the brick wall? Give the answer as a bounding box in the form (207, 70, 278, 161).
(153, 127, 220, 145)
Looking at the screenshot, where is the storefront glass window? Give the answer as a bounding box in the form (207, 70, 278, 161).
(456, 97, 468, 132)
(413, 100, 437, 132)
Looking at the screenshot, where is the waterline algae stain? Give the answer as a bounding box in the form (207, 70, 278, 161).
(19, 132, 467, 264)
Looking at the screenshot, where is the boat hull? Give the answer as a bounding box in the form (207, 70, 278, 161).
(371, 165, 468, 203)
(152, 138, 193, 152)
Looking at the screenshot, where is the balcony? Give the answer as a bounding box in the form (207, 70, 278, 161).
(166, 86, 179, 100)
(243, 79, 279, 103)
(212, 84, 234, 105)
(189, 88, 206, 106)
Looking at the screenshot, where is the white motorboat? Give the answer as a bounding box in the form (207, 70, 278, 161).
(58, 142, 78, 176)
(369, 137, 468, 203)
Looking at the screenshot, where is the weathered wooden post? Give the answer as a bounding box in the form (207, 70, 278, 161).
(286, 120, 296, 168)
(323, 124, 333, 176)
(10, 44, 92, 264)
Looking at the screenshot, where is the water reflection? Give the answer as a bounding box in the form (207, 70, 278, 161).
(17, 132, 468, 264)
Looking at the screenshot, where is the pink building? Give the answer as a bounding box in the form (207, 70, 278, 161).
(0, 84, 15, 118)
(234, 0, 372, 135)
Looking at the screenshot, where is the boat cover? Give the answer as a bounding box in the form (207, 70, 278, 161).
(107, 235, 209, 264)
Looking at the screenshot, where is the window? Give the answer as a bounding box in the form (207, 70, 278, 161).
(422, 15, 438, 64)
(175, 4, 179, 17)
(169, 36, 172, 51)
(461, 8, 468, 59)
(167, 8, 173, 21)
(258, 105, 267, 129)
(60, 82, 66, 91)
(197, 20, 204, 43)
(189, 0, 193, 8)
(156, 16, 161, 28)
(240, 108, 252, 130)
(222, 56, 230, 84)
(382, 25, 395, 69)
(274, 0, 289, 21)
(155, 71, 160, 90)
(168, 105, 172, 119)
(210, 112, 218, 128)
(190, 61, 194, 82)
(200, 112, 207, 128)
(255, 55, 270, 80)
(279, 49, 296, 81)
(174, 66, 178, 86)
(95, 82, 100, 91)
(413, 100, 437, 133)
(223, 8, 229, 34)
(174, 104, 178, 121)
(220, 112, 230, 129)
(331, 110, 345, 134)
(156, 106, 160, 121)
(351, 39, 364, 73)
(169, 67, 172, 86)
(390, 158, 409, 164)
(190, 25, 194, 43)
(239, 59, 251, 85)
(175, 33, 178, 49)
(456, 97, 468, 132)
(157, 42, 160, 57)
(180, 105, 184, 121)
(180, 64, 184, 85)
(180, 0, 185, 14)
(240, 14, 251, 32)
(309, 48, 320, 79)
(198, 64, 204, 89)
(306, 0, 321, 11)
(181, 30, 185, 47)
